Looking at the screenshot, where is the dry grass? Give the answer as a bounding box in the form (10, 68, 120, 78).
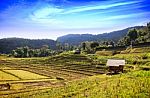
(4, 70, 50, 80)
(96, 51, 114, 56)
(0, 70, 20, 81)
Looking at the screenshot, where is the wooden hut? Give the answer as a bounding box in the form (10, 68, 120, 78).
(106, 59, 125, 73)
(74, 49, 81, 54)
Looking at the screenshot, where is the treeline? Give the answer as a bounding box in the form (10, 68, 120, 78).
(1, 22, 150, 56)
(78, 22, 150, 53)
(118, 22, 150, 46)
(11, 45, 57, 58)
(0, 38, 57, 54)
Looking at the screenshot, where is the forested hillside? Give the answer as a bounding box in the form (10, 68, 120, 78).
(118, 23, 150, 46)
(0, 38, 57, 54)
(0, 24, 149, 54)
(57, 26, 144, 45)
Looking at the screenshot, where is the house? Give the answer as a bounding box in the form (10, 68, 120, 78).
(106, 59, 125, 73)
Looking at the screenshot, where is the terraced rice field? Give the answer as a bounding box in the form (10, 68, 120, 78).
(0, 70, 19, 81)
(0, 54, 107, 97)
(4, 70, 49, 80)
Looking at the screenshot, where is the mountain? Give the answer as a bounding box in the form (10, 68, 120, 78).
(57, 26, 144, 45)
(0, 38, 57, 54)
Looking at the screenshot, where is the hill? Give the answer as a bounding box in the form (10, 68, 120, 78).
(0, 38, 57, 54)
(57, 26, 144, 45)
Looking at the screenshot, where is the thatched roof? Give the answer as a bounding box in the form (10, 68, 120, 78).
(106, 59, 125, 66)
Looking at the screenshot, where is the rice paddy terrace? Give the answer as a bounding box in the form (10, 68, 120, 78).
(0, 54, 106, 97)
(0, 47, 150, 98)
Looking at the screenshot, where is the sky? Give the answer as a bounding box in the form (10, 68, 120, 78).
(0, 0, 150, 40)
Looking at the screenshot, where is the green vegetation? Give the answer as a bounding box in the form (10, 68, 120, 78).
(11, 45, 56, 58)
(0, 46, 149, 98)
(0, 38, 56, 54)
(29, 71, 150, 98)
(0, 22, 150, 98)
(118, 22, 150, 46)
(57, 26, 143, 45)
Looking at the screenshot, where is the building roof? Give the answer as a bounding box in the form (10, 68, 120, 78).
(106, 59, 125, 66)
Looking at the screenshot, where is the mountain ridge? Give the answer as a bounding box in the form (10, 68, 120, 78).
(57, 26, 144, 45)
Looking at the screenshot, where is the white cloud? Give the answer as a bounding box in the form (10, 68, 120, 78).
(32, 6, 64, 19)
(100, 12, 150, 21)
(63, 0, 142, 14)
(28, 5, 64, 25)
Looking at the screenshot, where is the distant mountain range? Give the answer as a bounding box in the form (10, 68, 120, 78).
(0, 38, 56, 54)
(57, 26, 144, 45)
(0, 26, 144, 53)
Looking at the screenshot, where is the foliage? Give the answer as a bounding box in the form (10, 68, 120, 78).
(90, 42, 99, 49)
(57, 26, 143, 45)
(0, 47, 150, 97)
(11, 46, 57, 58)
(127, 28, 138, 41)
(26, 71, 150, 98)
(118, 22, 150, 46)
(0, 38, 57, 54)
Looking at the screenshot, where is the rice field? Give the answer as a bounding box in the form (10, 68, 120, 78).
(0, 70, 19, 81)
(0, 47, 150, 98)
(4, 70, 49, 80)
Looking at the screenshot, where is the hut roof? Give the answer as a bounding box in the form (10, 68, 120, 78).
(106, 59, 125, 66)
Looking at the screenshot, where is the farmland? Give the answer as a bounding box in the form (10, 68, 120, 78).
(0, 47, 150, 98)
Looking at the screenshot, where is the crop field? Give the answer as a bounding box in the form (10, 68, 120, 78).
(3, 70, 49, 80)
(0, 70, 19, 81)
(0, 54, 107, 98)
(0, 47, 150, 98)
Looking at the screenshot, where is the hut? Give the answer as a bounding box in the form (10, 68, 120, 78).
(74, 49, 81, 54)
(106, 59, 125, 73)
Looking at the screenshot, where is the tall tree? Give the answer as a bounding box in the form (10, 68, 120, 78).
(82, 42, 86, 50)
(23, 46, 29, 57)
(90, 42, 99, 49)
(127, 29, 138, 41)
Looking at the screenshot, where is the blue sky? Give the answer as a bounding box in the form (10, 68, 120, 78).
(0, 0, 150, 40)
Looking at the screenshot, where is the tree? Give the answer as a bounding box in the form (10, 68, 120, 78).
(147, 22, 150, 32)
(15, 47, 24, 57)
(90, 42, 99, 49)
(11, 50, 17, 57)
(109, 41, 115, 47)
(28, 49, 34, 57)
(23, 46, 29, 57)
(124, 36, 131, 46)
(64, 43, 69, 50)
(147, 22, 150, 39)
(127, 29, 138, 41)
(102, 41, 109, 46)
(56, 42, 61, 50)
(82, 42, 86, 50)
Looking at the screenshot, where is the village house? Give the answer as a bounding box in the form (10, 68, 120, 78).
(106, 59, 125, 74)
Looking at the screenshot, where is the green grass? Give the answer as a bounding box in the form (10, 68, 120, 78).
(0, 46, 150, 98)
(18, 71, 150, 98)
